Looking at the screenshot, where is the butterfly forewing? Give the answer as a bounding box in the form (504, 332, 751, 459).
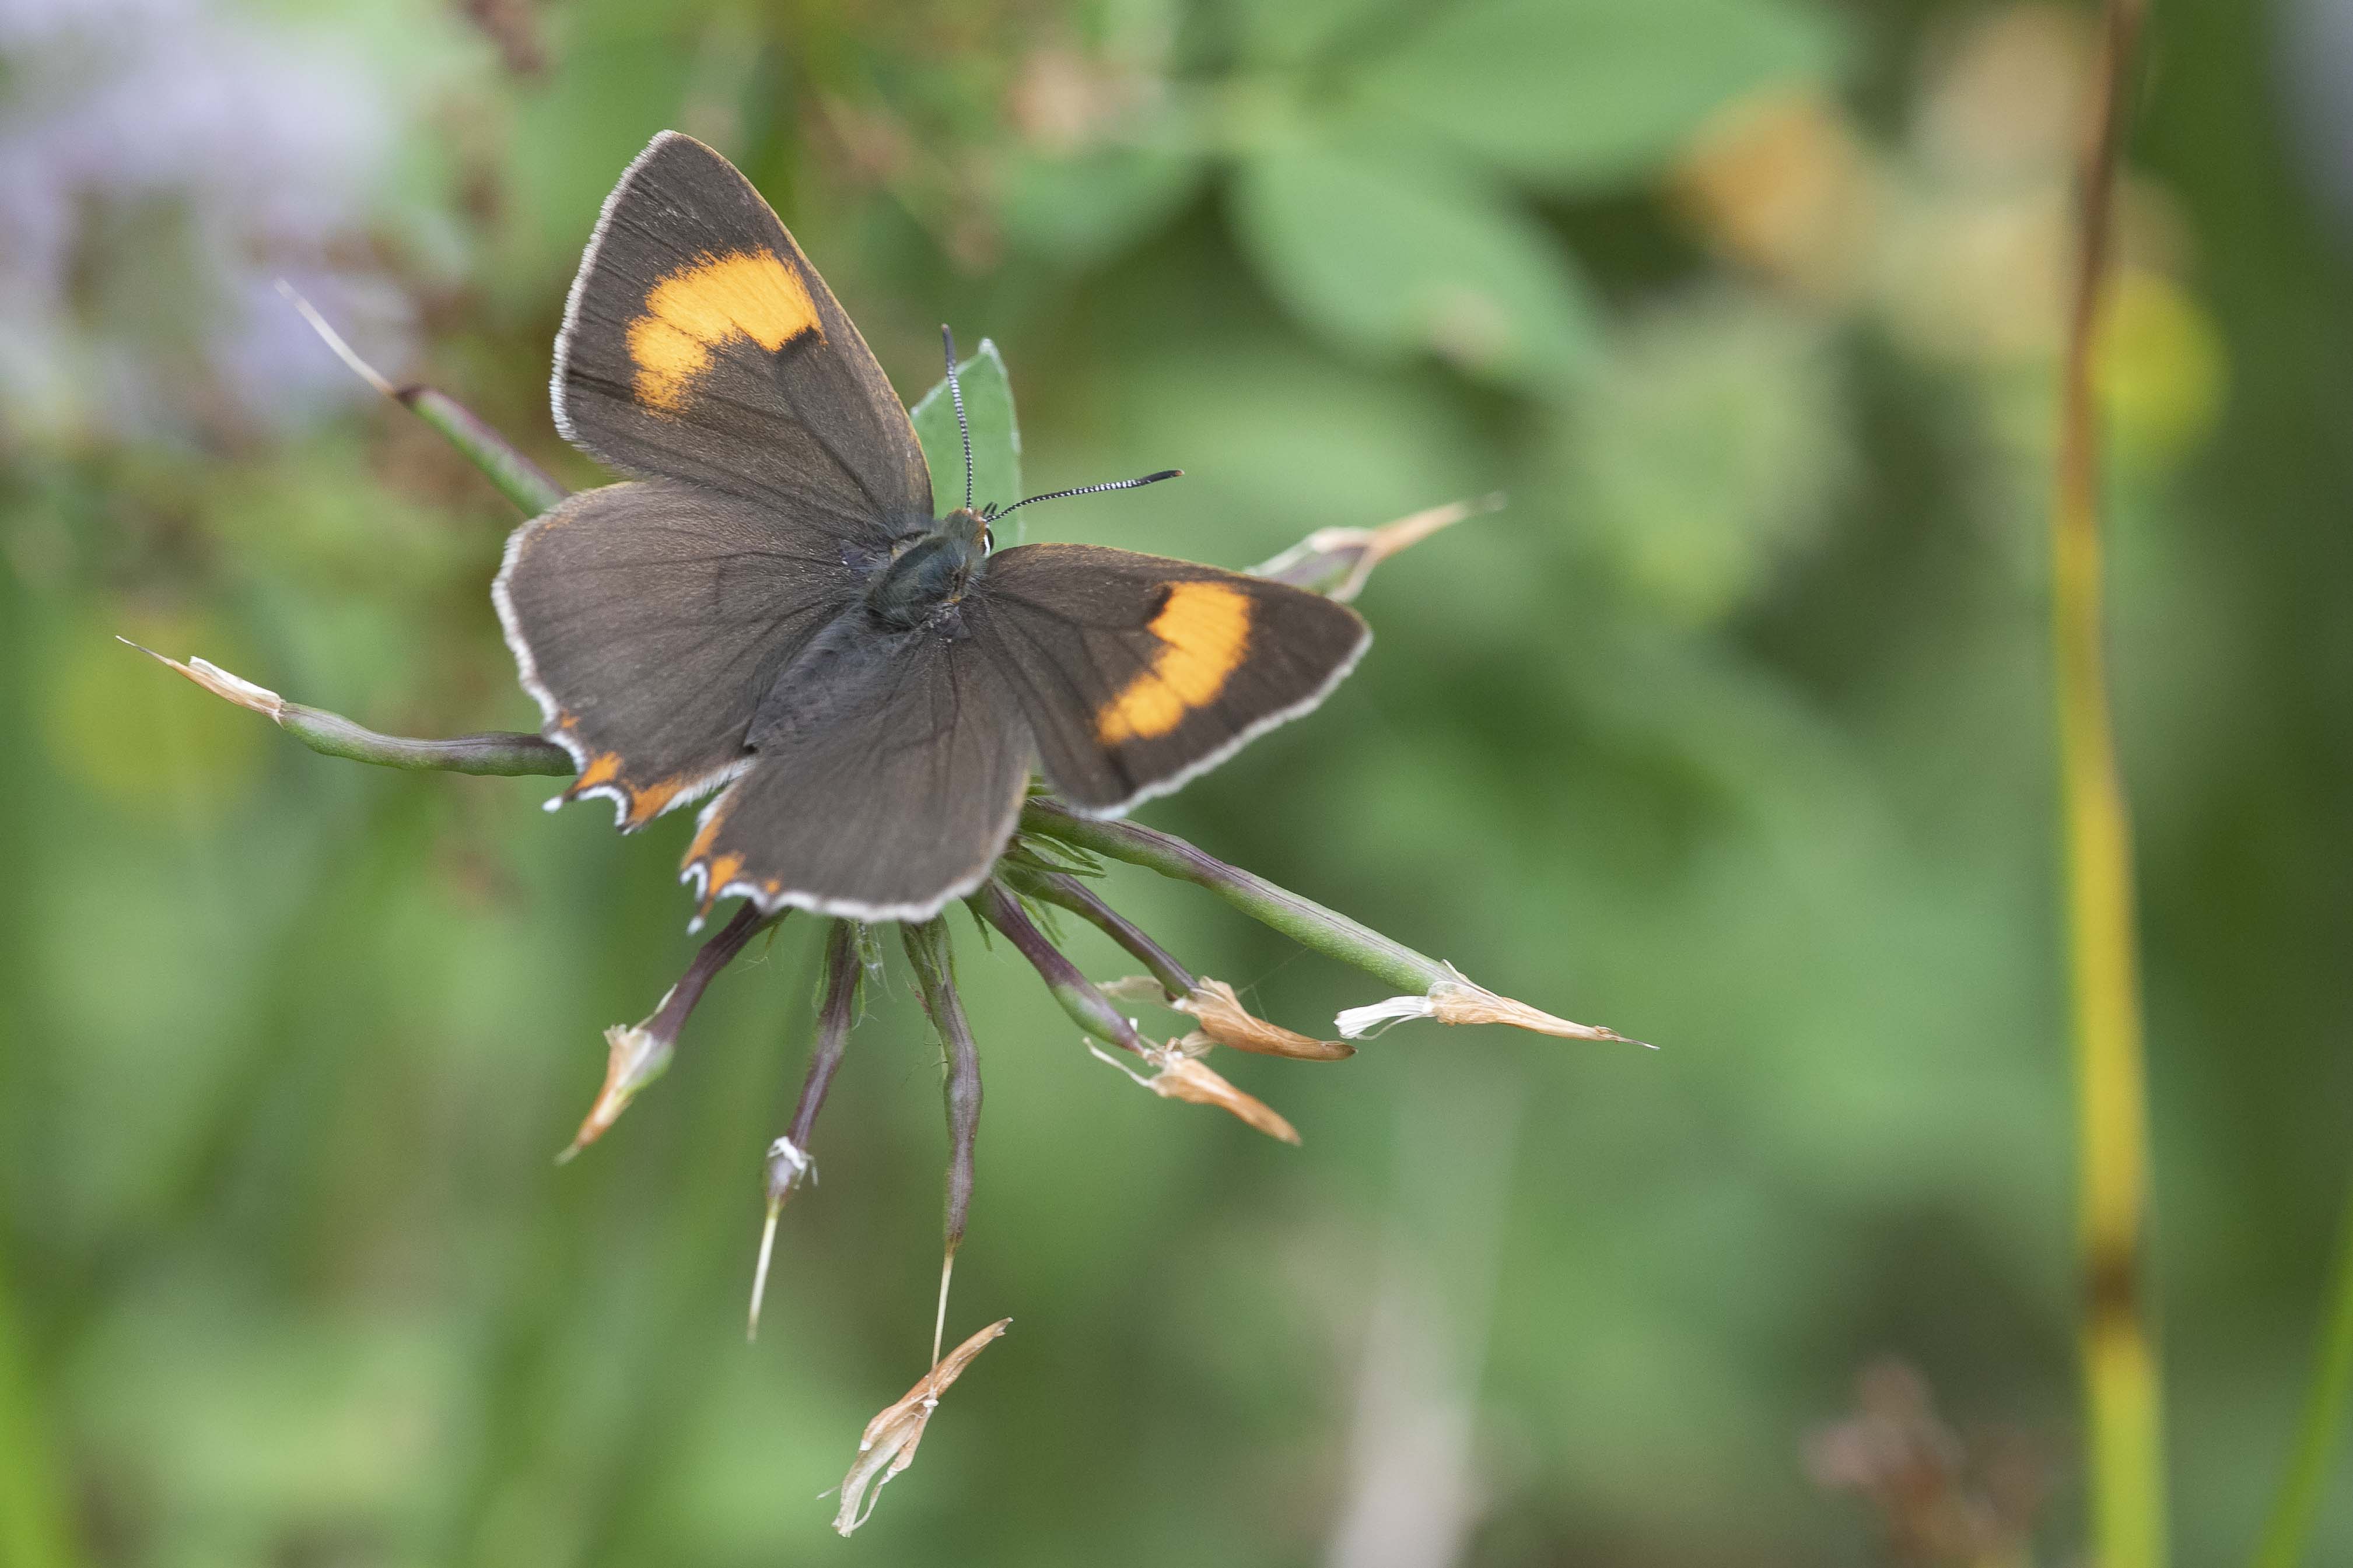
(968, 544, 1370, 814)
(554, 131, 929, 526)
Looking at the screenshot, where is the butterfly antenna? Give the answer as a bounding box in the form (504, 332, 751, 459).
(941, 325, 974, 513)
(990, 469, 1182, 521)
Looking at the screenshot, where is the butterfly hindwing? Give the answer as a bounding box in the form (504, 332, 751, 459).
(968, 543, 1370, 814)
(493, 478, 870, 827)
(681, 632, 1033, 922)
(554, 131, 930, 527)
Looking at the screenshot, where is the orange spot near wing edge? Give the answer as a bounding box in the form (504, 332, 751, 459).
(1095, 581, 1253, 745)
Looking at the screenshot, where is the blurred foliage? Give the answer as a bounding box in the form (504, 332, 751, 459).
(1, 1, 2348, 1566)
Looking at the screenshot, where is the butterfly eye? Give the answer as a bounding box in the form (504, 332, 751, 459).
(981, 525, 993, 552)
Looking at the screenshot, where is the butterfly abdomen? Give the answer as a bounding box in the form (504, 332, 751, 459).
(745, 612, 924, 749)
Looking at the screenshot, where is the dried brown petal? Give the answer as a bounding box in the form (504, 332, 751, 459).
(119, 641, 285, 719)
(1088, 1041, 1301, 1145)
(1179, 978, 1353, 1061)
(1253, 496, 1503, 602)
(747, 1136, 815, 1341)
(834, 1318, 1011, 1535)
(1095, 974, 1168, 1004)
(1336, 966, 1644, 1046)
(558, 1022, 671, 1162)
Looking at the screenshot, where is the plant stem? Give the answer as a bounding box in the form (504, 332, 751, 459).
(2251, 1176, 2353, 1568)
(1020, 800, 1445, 997)
(788, 922, 864, 1150)
(278, 280, 567, 517)
(124, 639, 573, 777)
(2053, 3, 2163, 1565)
(968, 880, 1147, 1055)
(647, 904, 777, 1043)
(901, 920, 981, 1255)
(397, 385, 568, 516)
(278, 709, 573, 774)
(999, 865, 1196, 1001)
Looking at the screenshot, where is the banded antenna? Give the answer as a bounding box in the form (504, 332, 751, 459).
(986, 469, 1182, 522)
(941, 325, 974, 514)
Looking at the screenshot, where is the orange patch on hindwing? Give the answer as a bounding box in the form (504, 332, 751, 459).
(628, 251, 820, 412)
(701, 854, 745, 904)
(622, 778, 685, 827)
(1095, 581, 1254, 744)
(573, 753, 622, 791)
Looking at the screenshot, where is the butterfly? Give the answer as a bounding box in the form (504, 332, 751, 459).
(493, 132, 1370, 926)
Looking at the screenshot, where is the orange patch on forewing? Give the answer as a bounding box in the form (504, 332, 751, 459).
(1095, 581, 1254, 744)
(628, 251, 821, 413)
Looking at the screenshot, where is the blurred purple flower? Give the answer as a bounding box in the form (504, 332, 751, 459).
(0, 0, 410, 438)
(2284, 0, 2353, 244)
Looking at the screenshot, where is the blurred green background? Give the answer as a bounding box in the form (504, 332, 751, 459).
(2, 0, 2347, 1563)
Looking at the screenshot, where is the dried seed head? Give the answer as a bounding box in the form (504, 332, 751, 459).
(1251, 494, 1503, 601)
(747, 1135, 817, 1341)
(1178, 978, 1353, 1061)
(1336, 966, 1644, 1046)
(764, 1134, 817, 1208)
(559, 1019, 674, 1162)
(1096, 974, 1167, 1004)
(834, 1317, 1011, 1535)
(118, 641, 286, 720)
(1087, 1039, 1301, 1145)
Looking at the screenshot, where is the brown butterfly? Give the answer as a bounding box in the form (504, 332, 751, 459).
(495, 132, 1368, 925)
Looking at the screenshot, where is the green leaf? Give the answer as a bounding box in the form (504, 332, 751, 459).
(1344, 0, 1847, 189)
(999, 145, 1206, 272)
(1230, 143, 1599, 397)
(1217, 0, 1405, 65)
(911, 338, 1023, 532)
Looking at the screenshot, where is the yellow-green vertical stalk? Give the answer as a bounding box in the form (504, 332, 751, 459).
(2053, 3, 2163, 1565)
(2250, 1175, 2353, 1568)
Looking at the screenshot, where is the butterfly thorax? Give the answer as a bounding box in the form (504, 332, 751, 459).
(867, 507, 990, 631)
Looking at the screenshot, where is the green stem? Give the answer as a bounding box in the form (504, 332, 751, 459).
(969, 881, 1148, 1055)
(2252, 1178, 2353, 1568)
(785, 922, 864, 1152)
(998, 865, 1196, 1001)
(122, 640, 573, 777)
(902, 920, 982, 1253)
(1020, 800, 1446, 997)
(277, 706, 573, 775)
(278, 281, 568, 518)
(397, 386, 568, 516)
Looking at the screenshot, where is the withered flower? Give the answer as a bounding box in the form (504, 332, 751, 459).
(559, 904, 775, 1160)
(1087, 1037, 1301, 1145)
(834, 1318, 1011, 1535)
(1336, 964, 1645, 1044)
(132, 294, 1642, 1525)
(1175, 977, 1353, 1061)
